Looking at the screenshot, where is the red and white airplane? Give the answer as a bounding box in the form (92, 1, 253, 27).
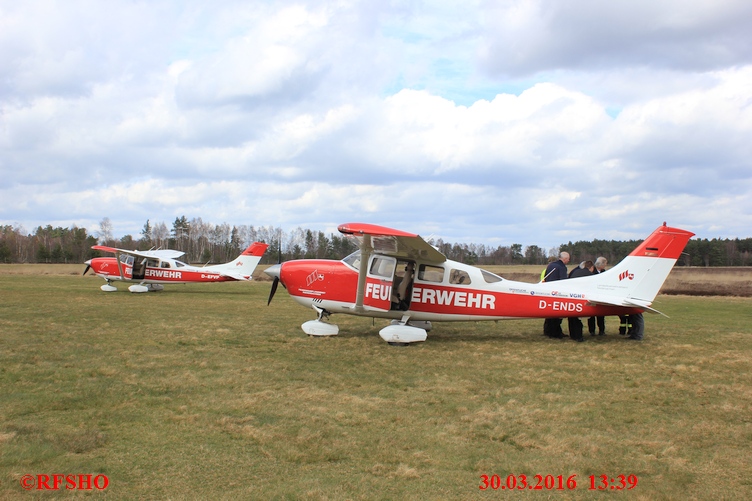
(265, 223, 694, 344)
(84, 242, 269, 292)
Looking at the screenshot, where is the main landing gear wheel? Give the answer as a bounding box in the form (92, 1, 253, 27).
(379, 315, 427, 345)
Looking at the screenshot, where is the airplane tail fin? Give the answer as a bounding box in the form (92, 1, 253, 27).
(206, 242, 269, 280)
(589, 224, 694, 307)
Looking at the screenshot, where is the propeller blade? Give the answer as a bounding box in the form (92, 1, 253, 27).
(267, 276, 279, 306)
(83, 264, 91, 276)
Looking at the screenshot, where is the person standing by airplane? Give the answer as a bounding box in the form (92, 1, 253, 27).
(540, 256, 557, 281)
(542, 251, 570, 338)
(588, 256, 608, 336)
(567, 260, 594, 341)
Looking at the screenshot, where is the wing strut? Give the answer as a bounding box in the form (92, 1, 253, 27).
(353, 235, 372, 313)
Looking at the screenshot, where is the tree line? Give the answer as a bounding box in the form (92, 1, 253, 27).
(2, 218, 751, 267)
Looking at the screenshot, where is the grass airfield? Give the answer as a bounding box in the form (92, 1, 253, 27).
(1, 266, 751, 500)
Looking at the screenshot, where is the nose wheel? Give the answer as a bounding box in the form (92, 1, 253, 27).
(100, 280, 118, 292)
(301, 305, 339, 336)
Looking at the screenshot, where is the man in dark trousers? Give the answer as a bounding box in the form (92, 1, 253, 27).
(542, 251, 570, 338)
(567, 260, 595, 342)
(588, 257, 608, 335)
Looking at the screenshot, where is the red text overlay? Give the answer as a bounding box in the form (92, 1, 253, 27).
(20, 474, 109, 491)
(479, 474, 638, 491)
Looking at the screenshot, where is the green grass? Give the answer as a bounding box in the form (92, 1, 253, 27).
(1, 270, 751, 500)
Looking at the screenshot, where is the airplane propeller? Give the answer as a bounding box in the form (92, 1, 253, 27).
(83, 264, 91, 276)
(267, 275, 279, 306)
(265, 263, 282, 305)
(266, 240, 283, 306)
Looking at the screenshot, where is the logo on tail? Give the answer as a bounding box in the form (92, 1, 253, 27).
(619, 270, 634, 281)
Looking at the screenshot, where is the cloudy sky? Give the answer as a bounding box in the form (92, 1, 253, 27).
(2, 0, 751, 250)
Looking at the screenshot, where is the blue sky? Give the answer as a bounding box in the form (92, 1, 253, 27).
(2, 0, 751, 250)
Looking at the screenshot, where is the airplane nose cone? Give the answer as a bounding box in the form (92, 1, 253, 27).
(264, 264, 281, 280)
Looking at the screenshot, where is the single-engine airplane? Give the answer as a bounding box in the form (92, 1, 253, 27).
(265, 223, 694, 344)
(84, 242, 269, 292)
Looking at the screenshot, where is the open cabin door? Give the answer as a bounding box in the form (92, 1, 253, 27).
(131, 257, 147, 280)
(364, 255, 396, 311)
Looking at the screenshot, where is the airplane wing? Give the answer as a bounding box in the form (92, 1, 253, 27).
(92, 245, 185, 260)
(338, 223, 446, 263)
(338, 223, 446, 313)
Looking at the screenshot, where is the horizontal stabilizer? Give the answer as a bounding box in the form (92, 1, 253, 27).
(218, 272, 251, 281)
(623, 299, 668, 317)
(586, 296, 667, 317)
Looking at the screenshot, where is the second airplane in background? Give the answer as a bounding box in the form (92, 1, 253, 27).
(84, 242, 269, 292)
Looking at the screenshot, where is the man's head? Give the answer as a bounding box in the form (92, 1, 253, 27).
(594, 256, 607, 271)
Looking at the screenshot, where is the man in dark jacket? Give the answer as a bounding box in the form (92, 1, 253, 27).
(567, 260, 595, 341)
(542, 251, 570, 338)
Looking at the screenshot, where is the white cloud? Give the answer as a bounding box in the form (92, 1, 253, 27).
(478, 0, 752, 76)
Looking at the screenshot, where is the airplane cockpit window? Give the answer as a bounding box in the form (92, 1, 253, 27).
(147, 259, 159, 268)
(481, 269, 503, 283)
(370, 256, 395, 278)
(121, 255, 134, 266)
(418, 264, 444, 283)
(449, 269, 471, 285)
(160, 261, 170, 268)
(174, 261, 186, 268)
(342, 251, 361, 271)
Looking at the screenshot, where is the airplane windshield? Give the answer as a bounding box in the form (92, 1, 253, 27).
(481, 269, 503, 283)
(342, 251, 361, 270)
